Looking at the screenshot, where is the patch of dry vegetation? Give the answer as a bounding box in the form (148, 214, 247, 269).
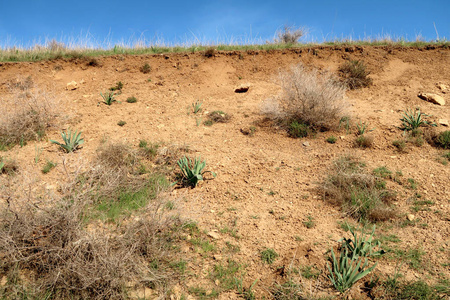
(263, 64, 347, 131)
(338, 60, 372, 89)
(0, 141, 186, 299)
(322, 155, 396, 222)
(0, 77, 60, 150)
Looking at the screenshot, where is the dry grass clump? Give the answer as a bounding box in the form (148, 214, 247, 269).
(355, 134, 374, 148)
(274, 25, 306, 44)
(338, 60, 372, 89)
(0, 195, 182, 299)
(322, 155, 395, 222)
(0, 78, 59, 149)
(208, 111, 231, 123)
(264, 64, 347, 131)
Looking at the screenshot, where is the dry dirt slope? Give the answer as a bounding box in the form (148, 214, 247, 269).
(0, 46, 449, 299)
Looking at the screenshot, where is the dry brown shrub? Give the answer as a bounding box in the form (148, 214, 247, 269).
(0, 172, 183, 299)
(208, 111, 231, 123)
(0, 79, 60, 148)
(265, 64, 347, 131)
(274, 25, 306, 44)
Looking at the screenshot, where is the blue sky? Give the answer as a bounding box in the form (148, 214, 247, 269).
(0, 1, 449, 48)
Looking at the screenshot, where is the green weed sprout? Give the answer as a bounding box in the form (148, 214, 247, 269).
(400, 108, 434, 131)
(192, 100, 203, 114)
(50, 129, 84, 153)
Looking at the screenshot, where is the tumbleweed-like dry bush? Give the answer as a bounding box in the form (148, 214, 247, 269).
(0, 77, 60, 149)
(263, 64, 347, 131)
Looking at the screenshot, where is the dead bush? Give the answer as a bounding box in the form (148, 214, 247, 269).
(0, 80, 60, 149)
(95, 141, 137, 171)
(274, 25, 306, 44)
(0, 181, 183, 299)
(338, 60, 372, 89)
(355, 134, 374, 148)
(208, 110, 231, 123)
(322, 155, 395, 222)
(265, 64, 347, 131)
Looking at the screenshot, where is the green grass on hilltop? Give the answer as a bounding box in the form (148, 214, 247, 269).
(1, 40, 449, 63)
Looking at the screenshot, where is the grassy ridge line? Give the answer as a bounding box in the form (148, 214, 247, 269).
(1, 40, 449, 62)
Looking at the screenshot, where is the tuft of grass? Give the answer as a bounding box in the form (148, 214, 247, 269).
(0, 158, 18, 175)
(338, 60, 372, 89)
(126, 96, 138, 103)
(192, 100, 203, 114)
(261, 248, 278, 264)
(138, 140, 159, 159)
(100, 91, 117, 105)
(264, 64, 347, 131)
(109, 81, 123, 92)
(373, 166, 392, 179)
(326, 136, 337, 144)
(436, 130, 450, 149)
(393, 139, 407, 151)
(303, 214, 315, 228)
(117, 120, 126, 126)
(41, 160, 57, 174)
(140, 63, 151, 74)
(322, 155, 396, 222)
(204, 48, 216, 57)
(356, 121, 374, 135)
(355, 135, 374, 148)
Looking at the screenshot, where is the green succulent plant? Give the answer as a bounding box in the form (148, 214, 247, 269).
(50, 129, 84, 153)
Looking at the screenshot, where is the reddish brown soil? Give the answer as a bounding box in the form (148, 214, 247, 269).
(0, 46, 449, 299)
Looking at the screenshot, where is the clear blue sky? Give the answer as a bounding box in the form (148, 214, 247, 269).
(1, 1, 449, 48)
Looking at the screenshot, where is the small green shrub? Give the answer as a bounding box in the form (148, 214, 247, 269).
(177, 156, 215, 187)
(138, 140, 159, 159)
(326, 136, 337, 144)
(140, 63, 151, 74)
(393, 139, 407, 151)
(261, 248, 278, 264)
(355, 135, 374, 148)
(303, 214, 315, 228)
(109, 81, 123, 91)
(126, 96, 138, 103)
(373, 166, 392, 179)
(338, 60, 372, 89)
(50, 129, 84, 153)
(42, 160, 57, 174)
(288, 120, 309, 138)
(117, 120, 126, 127)
(100, 91, 117, 105)
(436, 130, 450, 149)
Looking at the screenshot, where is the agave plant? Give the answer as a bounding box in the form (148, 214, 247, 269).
(177, 156, 215, 187)
(100, 91, 117, 105)
(50, 129, 84, 153)
(400, 108, 434, 131)
(327, 245, 377, 293)
(340, 225, 386, 258)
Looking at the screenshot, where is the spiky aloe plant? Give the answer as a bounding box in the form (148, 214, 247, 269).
(177, 156, 214, 187)
(100, 91, 117, 105)
(400, 108, 433, 131)
(50, 129, 84, 153)
(327, 245, 377, 293)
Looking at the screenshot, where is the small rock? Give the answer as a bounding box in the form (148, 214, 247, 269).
(66, 81, 78, 90)
(407, 214, 415, 221)
(302, 141, 310, 147)
(234, 83, 250, 93)
(207, 231, 220, 239)
(213, 254, 222, 261)
(214, 279, 220, 286)
(437, 83, 449, 93)
(340, 136, 345, 140)
(418, 93, 446, 106)
(438, 119, 449, 126)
